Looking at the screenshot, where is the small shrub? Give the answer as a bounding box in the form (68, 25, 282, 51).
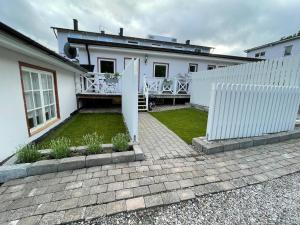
(16, 144, 41, 163)
(82, 132, 104, 155)
(112, 133, 130, 152)
(49, 137, 71, 159)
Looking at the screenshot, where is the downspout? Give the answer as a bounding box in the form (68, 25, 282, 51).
(85, 43, 91, 66)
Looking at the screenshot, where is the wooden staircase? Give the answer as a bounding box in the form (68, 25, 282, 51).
(138, 94, 148, 112)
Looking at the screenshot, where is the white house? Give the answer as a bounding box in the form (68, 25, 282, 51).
(0, 22, 86, 162)
(52, 19, 258, 108)
(245, 31, 300, 59)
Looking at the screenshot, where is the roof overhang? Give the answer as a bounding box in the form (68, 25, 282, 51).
(69, 38, 260, 64)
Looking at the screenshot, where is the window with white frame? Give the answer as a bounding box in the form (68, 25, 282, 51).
(189, 63, 198, 72)
(284, 45, 293, 56)
(98, 58, 116, 73)
(21, 67, 58, 133)
(207, 65, 216, 70)
(153, 63, 168, 78)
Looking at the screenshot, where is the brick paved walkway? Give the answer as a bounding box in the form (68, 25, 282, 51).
(0, 115, 300, 224)
(139, 113, 198, 160)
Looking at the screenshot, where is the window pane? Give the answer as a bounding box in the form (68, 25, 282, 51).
(49, 90, 54, 104)
(100, 60, 114, 73)
(36, 109, 44, 125)
(31, 73, 39, 90)
(25, 92, 34, 111)
(27, 111, 35, 129)
(43, 91, 50, 105)
(154, 65, 167, 77)
(41, 74, 48, 89)
(34, 91, 42, 108)
(22, 71, 32, 91)
(45, 106, 51, 121)
(47, 75, 53, 89)
(50, 105, 56, 118)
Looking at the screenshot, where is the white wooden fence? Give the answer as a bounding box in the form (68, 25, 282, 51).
(206, 83, 300, 140)
(121, 59, 139, 142)
(191, 55, 300, 107)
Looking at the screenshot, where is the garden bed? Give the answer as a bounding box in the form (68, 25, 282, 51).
(0, 143, 144, 183)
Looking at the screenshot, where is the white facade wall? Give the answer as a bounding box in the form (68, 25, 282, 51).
(247, 38, 300, 59)
(76, 47, 240, 91)
(0, 46, 78, 161)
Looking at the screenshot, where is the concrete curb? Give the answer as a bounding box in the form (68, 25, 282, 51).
(0, 144, 144, 183)
(192, 128, 300, 154)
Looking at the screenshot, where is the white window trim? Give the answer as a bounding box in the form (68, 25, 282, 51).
(98, 58, 116, 74)
(22, 67, 58, 134)
(189, 63, 198, 72)
(153, 63, 169, 78)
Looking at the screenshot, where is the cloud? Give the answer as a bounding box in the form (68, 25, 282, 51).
(1, 0, 300, 56)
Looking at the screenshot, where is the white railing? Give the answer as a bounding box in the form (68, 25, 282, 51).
(144, 76, 191, 95)
(78, 72, 122, 94)
(191, 55, 300, 107)
(207, 83, 300, 140)
(122, 59, 139, 142)
(143, 78, 149, 111)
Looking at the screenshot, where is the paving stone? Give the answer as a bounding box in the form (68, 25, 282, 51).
(149, 183, 166, 194)
(139, 177, 154, 186)
(0, 210, 15, 223)
(179, 179, 194, 188)
(57, 156, 86, 172)
(106, 200, 126, 215)
(51, 191, 71, 201)
(61, 207, 86, 223)
(34, 202, 57, 215)
(97, 192, 116, 204)
(123, 179, 139, 189)
(8, 197, 34, 210)
(0, 164, 30, 183)
(115, 174, 130, 182)
(167, 174, 181, 181)
(82, 178, 98, 187)
(16, 215, 41, 225)
(71, 188, 91, 198)
(77, 173, 93, 181)
(98, 176, 115, 184)
(26, 160, 58, 176)
(177, 189, 195, 201)
(78, 195, 97, 207)
(218, 181, 235, 191)
(46, 183, 66, 193)
(116, 189, 133, 200)
(56, 198, 79, 211)
(86, 154, 112, 167)
(164, 181, 180, 190)
(107, 182, 123, 191)
(93, 171, 107, 178)
(126, 197, 145, 211)
(193, 177, 208, 185)
(65, 181, 83, 190)
(85, 204, 106, 220)
(133, 186, 150, 197)
(161, 191, 180, 205)
(11, 205, 36, 220)
(144, 194, 164, 208)
(39, 211, 65, 225)
(90, 184, 108, 194)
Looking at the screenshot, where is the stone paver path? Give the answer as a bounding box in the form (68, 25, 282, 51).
(139, 113, 198, 160)
(0, 114, 300, 224)
(150, 104, 190, 112)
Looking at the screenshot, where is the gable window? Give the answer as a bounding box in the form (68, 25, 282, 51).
(284, 45, 293, 56)
(98, 58, 116, 73)
(207, 65, 216, 70)
(255, 53, 260, 58)
(189, 63, 198, 72)
(20, 64, 59, 135)
(153, 63, 169, 78)
(260, 51, 265, 57)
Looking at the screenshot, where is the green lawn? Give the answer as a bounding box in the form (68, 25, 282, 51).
(37, 113, 127, 148)
(150, 108, 208, 144)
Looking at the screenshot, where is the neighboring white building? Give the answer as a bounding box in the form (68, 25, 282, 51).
(0, 22, 86, 162)
(52, 20, 258, 102)
(245, 31, 300, 59)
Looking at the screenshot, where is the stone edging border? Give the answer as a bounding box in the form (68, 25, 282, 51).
(0, 144, 144, 183)
(192, 128, 300, 154)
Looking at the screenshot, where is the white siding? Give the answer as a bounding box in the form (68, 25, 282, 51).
(247, 38, 300, 59)
(0, 46, 78, 161)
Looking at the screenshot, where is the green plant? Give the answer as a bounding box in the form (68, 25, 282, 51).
(49, 137, 71, 159)
(82, 132, 104, 155)
(16, 144, 41, 163)
(112, 133, 130, 152)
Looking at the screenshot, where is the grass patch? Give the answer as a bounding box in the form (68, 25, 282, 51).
(37, 113, 127, 148)
(150, 108, 208, 144)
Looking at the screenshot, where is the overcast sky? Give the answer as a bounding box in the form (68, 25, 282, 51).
(0, 0, 300, 56)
